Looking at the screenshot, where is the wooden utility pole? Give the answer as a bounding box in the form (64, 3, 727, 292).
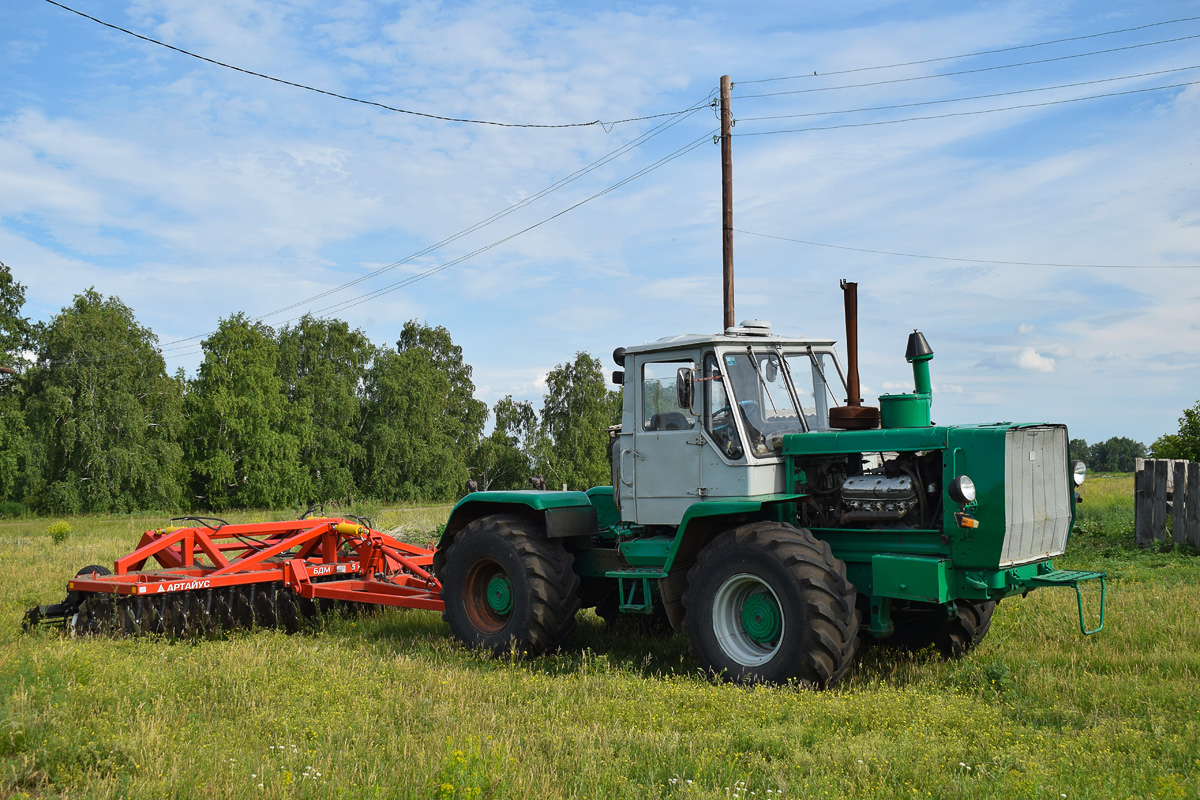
(720, 74, 735, 331)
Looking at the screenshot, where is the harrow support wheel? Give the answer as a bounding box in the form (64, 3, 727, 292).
(683, 521, 859, 687)
(440, 514, 580, 657)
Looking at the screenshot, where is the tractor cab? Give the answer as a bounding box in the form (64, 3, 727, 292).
(613, 321, 848, 525)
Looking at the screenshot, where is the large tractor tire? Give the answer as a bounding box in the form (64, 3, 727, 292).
(440, 514, 580, 657)
(683, 522, 859, 687)
(888, 599, 996, 658)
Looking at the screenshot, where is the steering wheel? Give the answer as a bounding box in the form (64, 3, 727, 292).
(709, 406, 743, 459)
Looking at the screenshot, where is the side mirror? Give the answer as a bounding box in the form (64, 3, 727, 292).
(764, 355, 779, 383)
(676, 367, 694, 410)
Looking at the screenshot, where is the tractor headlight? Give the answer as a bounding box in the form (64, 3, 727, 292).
(948, 475, 976, 505)
(1072, 460, 1087, 487)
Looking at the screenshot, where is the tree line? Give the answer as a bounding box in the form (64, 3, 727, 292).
(0, 264, 619, 515)
(1067, 436, 1146, 474)
(1069, 406, 1200, 471)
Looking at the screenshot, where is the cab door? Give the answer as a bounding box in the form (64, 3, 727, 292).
(630, 353, 702, 525)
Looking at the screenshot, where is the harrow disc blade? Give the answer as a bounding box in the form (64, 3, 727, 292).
(162, 595, 190, 637)
(210, 590, 235, 632)
(298, 597, 318, 621)
(139, 596, 165, 636)
(277, 591, 302, 634)
(186, 592, 216, 637)
(70, 594, 113, 637)
(253, 586, 279, 629)
(232, 587, 255, 629)
(114, 597, 139, 635)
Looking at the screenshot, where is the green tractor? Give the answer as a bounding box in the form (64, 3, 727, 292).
(433, 297, 1103, 686)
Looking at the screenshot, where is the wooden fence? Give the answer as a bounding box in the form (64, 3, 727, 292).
(1134, 458, 1200, 548)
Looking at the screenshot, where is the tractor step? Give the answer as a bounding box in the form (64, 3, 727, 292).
(1018, 569, 1106, 635)
(604, 569, 665, 614)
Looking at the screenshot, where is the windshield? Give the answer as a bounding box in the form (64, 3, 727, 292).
(716, 347, 842, 456)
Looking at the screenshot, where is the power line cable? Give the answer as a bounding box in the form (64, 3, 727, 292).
(251, 96, 716, 321)
(301, 132, 717, 320)
(43, 0, 692, 129)
(150, 94, 716, 357)
(736, 229, 1200, 269)
(153, 131, 714, 363)
(41, 127, 717, 368)
(738, 15, 1200, 84)
(733, 33, 1200, 99)
(737, 64, 1200, 122)
(734, 80, 1200, 137)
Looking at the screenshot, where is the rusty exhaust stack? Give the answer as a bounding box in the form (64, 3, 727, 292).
(828, 280, 880, 430)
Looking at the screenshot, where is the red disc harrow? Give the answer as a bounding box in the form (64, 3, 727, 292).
(23, 516, 444, 636)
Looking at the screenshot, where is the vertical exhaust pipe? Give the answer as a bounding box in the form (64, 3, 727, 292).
(829, 280, 880, 430)
(841, 279, 863, 409)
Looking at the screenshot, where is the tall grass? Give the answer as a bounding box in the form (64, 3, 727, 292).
(1, 494, 1197, 799)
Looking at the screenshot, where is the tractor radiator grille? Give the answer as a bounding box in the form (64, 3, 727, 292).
(1000, 425, 1072, 566)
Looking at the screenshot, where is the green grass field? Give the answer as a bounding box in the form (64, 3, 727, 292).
(2, 479, 1197, 799)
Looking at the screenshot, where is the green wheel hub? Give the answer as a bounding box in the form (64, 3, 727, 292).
(740, 591, 781, 644)
(486, 574, 513, 615)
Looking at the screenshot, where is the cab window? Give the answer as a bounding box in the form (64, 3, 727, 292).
(703, 353, 744, 460)
(641, 360, 696, 431)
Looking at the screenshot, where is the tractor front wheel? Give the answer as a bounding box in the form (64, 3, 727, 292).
(440, 514, 580, 657)
(888, 599, 996, 658)
(683, 522, 859, 686)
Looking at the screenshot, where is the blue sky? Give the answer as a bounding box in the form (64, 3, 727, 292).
(3, 0, 1198, 446)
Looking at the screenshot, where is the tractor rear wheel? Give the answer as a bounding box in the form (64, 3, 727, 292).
(683, 521, 859, 686)
(440, 514, 580, 657)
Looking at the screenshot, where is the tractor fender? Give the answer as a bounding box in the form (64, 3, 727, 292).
(433, 491, 598, 574)
(657, 494, 806, 630)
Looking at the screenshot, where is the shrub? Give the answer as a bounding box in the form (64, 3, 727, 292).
(0, 500, 24, 518)
(47, 520, 70, 545)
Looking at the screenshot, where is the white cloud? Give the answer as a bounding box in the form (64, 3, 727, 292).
(1018, 323, 1034, 335)
(1016, 347, 1055, 373)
